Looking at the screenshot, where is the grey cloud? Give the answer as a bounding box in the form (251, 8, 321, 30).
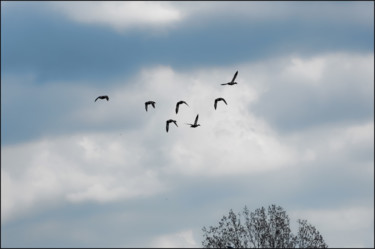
(252, 83, 373, 133)
(1, 75, 149, 145)
(2, 2, 373, 84)
(175, 1, 373, 26)
(249, 53, 373, 133)
(2, 146, 372, 247)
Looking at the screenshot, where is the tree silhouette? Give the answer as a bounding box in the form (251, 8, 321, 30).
(202, 204, 328, 248)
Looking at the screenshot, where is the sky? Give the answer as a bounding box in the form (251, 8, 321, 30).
(1, 1, 374, 248)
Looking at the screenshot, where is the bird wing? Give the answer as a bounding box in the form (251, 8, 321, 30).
(151, 102, 155, 108)
(222, 98, 227, 105)
(221, 83, 228, 85)
(194, 114, 199, 125)
(145, 103, 148, 111)
(166, 121, 169, 132)
(174, 121, 178, 127)
(95, 97, 99, 102)
(183, 101, 189, 106)
(214, 99, 218, 109)
(105, 96, 109, 101)
(231, 71, 238, 83)
(175, 103, 179, 114)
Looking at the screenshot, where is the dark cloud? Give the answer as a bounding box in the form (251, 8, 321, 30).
(251, 81, 373, 133)
(2, 2, 373, 84)
(1, 78, 147, 145)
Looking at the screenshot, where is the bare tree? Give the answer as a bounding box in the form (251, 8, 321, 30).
(295, 219, 327, 248)
(202, 204, 328, 248)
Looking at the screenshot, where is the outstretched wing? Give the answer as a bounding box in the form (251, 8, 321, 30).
(221, 83, 228, 86)
(175, 103, 179, 114)
(194, 114, 199, 125)
(95, 97, 99, 102)
(145, 102, 148, 111)
(174, 120, 178, 127)
(221, 98, 227, 105)
(231, 71, 238, 83)
(151, 102, 155, 108)
(166, 121, 169, 132)
(183, 101, 189, 107)
(214, 99, 218, 110)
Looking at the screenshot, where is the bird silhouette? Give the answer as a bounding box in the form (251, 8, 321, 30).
(186, 114, 200, 128)
(166, 119, 178, 132)
(175, 100, 189, 114)
(214, 97, 227, 110)
(145, 101, 156, 112)
(221, 71, 238, 86)
(95, 95, 109, 102)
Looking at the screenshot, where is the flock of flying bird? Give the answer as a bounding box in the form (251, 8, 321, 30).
(94, 70, 239, 132)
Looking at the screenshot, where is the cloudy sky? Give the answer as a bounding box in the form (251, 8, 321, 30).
(1, 1, 374, 247)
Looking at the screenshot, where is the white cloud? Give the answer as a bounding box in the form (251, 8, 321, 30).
(170, 2, 373, 28)
(328, 122, 373, 152)
(260, 52, 373, 91)
(135, 65, 299, 176)
(284, 120, 374, 169)
(1, 63, 298, 224)
(283, 57, 326, 84)
(1, 133, 166, 223)
(150, 229, 199, 248)
(51, 2, 182, 32)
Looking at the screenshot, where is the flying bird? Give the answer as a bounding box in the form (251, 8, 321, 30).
(186, 114, 201, 128)
(175, 100, 189, 114)
(95, 95, 109, 102)
(214, 97, 227, 110)
(145, 101, 156, 112)
(221, 71, 238, 86)
(166, 119, 178, 132)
